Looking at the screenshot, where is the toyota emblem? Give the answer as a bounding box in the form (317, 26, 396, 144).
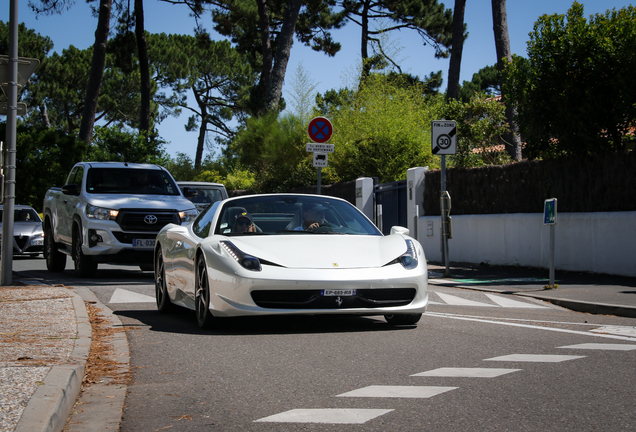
(144, 214, 158, 225)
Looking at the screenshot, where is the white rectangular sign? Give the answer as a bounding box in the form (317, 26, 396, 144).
(431, 120, 457, 155)
(306, 143, 334, 153)
(313, 152, 328, 167)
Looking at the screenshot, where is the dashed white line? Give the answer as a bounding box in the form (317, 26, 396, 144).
(557, 343, 636, 351)
(485, 293, 548, 309)
(485, 354, 585, 363)
(109, 288, 156, 304)
(412, 367, 521, 378)
(254, 408, 394, 424)
(337, 385, 457, 399)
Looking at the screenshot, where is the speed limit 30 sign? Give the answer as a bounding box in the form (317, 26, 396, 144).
(431, 121, 457, 155)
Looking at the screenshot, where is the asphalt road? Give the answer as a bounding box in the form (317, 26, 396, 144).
(11, 257, 636, 431)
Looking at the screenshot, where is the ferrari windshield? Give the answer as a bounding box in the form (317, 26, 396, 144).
(212, 195, 382, 236)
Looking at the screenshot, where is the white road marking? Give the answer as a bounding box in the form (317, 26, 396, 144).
(109, 288, 156, 304)
(425, 312, 636, 342)
(254, 408, 394, 424)
(412, 367, 521, 378)
(337, 385, 457, 399)
(485, 354, 585, 363)
(557, 343, 636, 351)
(435, 292, 497, 307)
(485, 293, 548, 309)
(590, 326, 636, 338)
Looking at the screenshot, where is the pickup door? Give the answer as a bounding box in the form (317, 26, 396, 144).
(56, 165, 85, 245)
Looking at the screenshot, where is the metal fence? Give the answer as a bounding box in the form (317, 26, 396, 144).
(374, 180, 407, 234)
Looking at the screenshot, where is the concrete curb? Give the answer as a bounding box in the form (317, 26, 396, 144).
(14, 290, 90, 432)
(516, 293, 636, 319)
(64, 287, 130, 432)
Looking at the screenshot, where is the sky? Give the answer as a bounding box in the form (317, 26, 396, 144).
(5, 0, 631, 160)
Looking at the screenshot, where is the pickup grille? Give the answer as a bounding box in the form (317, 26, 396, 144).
(117, 209, 180, 232)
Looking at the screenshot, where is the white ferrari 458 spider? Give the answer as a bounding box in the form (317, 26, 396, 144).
(154, 194, 428, 328)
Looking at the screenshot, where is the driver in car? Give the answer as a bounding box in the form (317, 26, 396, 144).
(294, 203, 329, 231)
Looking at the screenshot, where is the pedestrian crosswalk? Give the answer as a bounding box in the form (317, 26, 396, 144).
(252, 342, 636, 425)
(430, 291, 549, 308)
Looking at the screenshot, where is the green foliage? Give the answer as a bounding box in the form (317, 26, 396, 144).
(228, 111, 336, 192)
(457, 65, 500, 103)
(326, 73, 441, 182)
(0, 123, 88, 212)
(439, 94, 511, 168)
(504, 2, 636, 158)
(87, 126, 166, 163)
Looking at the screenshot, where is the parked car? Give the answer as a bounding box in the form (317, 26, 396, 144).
(0, 205, 44, 257)
(177, 181, 228, 213)
(154, 193, 428, 328)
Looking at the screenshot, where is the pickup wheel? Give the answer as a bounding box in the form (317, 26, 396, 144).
(73, 225, 97, 277)
(44, 223, 66, 272)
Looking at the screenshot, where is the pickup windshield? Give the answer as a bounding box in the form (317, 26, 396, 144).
(86, 168, 180, 195)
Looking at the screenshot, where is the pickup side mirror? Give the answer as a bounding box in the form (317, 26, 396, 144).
(61, 184, 80, 196)
(181, 187, 198, 199)
(390, 226, 410, 236)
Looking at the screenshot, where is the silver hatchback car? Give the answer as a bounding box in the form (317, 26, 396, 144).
(0, 205, 44, 256)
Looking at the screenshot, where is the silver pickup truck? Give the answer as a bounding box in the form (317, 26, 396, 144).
(42, 162, 198, 277)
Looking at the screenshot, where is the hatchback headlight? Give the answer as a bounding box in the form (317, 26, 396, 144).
(179, 208, 198, 223)
(87, 205, 118, 220)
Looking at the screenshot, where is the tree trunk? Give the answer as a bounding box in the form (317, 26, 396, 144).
(79, 0, 112, 144)
(492, 0, 522, 160)
(135, 0, 151, 135)
(446, 0, 466, 100)
(264, 0, 303, 113)
(361, 0, 371, 77)
(254, 0, 273, 115)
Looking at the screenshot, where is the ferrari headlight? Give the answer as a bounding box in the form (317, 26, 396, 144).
(179, 208, 198, 223)
(385, 239, 418, 269)
(220, 241, 262, 272)
(86, 205, 118, 220)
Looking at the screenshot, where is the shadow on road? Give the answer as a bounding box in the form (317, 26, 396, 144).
(115, 307, 415, 336)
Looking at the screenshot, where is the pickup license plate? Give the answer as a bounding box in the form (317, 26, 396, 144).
(133, 239, 156, 248)
(321, 289, 356, 297)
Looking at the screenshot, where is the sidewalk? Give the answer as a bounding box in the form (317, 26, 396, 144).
(0, 284, 128, 432)
(428, 262, 636, 319)
(1, 264, 635, 432)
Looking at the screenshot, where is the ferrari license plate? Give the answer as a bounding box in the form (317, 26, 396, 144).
(321, 289, 356, 297)
(133, 239, 155, 248)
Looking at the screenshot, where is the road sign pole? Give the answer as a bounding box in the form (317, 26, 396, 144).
(549, 224, 555, 287)
(317, 167, 322, 195)
(1, 0, 19, 286)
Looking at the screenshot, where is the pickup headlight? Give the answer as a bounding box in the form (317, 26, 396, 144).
(179, 208, 198, 223)
(86, 205, 119, 220)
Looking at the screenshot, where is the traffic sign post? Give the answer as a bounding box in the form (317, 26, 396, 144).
(307, 117, 334, 195)
(431, 120, 457, 277)
(544, 198, 557, 288)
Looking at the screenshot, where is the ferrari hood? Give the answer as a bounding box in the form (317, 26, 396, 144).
(226, 234, 410, 269)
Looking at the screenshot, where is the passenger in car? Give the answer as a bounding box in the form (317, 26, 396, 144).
(233, 212, 256, 233)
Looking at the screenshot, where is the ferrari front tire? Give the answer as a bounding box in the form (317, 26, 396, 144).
(384, 313, 422, 326)
(155, 248, 175, 313)
(195, 254, 214, 329)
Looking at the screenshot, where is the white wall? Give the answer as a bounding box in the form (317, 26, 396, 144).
(418, 212, 636, 277)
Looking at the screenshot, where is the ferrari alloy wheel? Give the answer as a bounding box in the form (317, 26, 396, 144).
(73, 225, 97, 278)
(155, 248, 175, 313)
(384, 313, 422, 326)
(195, 254, 214, 328)
(44, 223, 66, 272)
